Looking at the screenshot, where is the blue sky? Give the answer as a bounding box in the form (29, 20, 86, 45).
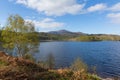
(0, 0, 120, 34)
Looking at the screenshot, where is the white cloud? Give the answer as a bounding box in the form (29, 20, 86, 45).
(106, 3, 120, 24)
(15, 0, 85, 16)
(12, 0, 120, 25)
(109, 3, 120, 12)
(107, 13, 120, 24)
(87, 3, 107, 12)
(16, 0, 27, 5)
(26, 18, 65, 29)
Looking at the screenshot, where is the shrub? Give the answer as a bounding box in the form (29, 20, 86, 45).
(70, 57, 87, 72)
(87, 74, 101, 80)
(23, 53, 35, 62)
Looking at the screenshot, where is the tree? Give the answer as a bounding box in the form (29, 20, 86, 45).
(0, 24, 2, 42)
(46, 53, 55, 69)
(1, 15, 39, 57)
(0, 30, 2, 43)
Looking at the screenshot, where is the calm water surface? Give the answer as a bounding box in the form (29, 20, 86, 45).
(35, 41, 120, 77)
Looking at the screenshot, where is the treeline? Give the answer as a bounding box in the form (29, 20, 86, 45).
(38, 33, 120, 42)
(1, 29, 120, 42)
(74, 35, 102, 41)
(73, 35, 120, 41)
(38, 32, 77, 41)
(96, 34, 120, 41)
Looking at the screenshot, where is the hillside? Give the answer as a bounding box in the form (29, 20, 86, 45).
(39, 30, 87, 41)
(39, 30, 120, 41)
(0, 51, 101, 80)
(48, 29, 86, 36)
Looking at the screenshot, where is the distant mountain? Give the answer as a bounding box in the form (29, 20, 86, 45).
(39, 30, 120, 41)
(48, 30, 87, 36)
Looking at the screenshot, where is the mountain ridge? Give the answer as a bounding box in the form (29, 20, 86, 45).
(47, 29, 87, 36)
(39, 30, 120, 41)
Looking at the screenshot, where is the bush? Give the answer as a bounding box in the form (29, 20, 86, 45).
(70, 57, 87, 72)
(23, 53, 35, 62)
(87, 74, 101, 80)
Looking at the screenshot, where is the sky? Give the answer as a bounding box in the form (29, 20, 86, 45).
(0, 0, 120, 34)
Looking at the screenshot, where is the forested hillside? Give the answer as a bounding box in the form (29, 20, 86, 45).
(38, 30, 120, 41)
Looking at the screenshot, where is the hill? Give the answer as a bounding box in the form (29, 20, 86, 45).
(39, 30, 86, 41)
(39, 30, 120, 41)
(48, 29, 86, 36)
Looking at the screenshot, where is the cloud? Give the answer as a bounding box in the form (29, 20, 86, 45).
(25, 18, 65, 29)
(15, 0, 85, 16)
(106, 3, 120, 24)
(107, 13, 120, 24)
(86, 2, 120, 24)
(87, 3, 107, 12)
(12, 0, 120, 25)
(16, 0, 27, 4)
(109, 3, 120, 12)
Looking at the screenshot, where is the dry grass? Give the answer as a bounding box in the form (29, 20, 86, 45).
(0, 51, 101, 80)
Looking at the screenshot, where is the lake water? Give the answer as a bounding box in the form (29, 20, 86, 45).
(34, 41, 120, 78)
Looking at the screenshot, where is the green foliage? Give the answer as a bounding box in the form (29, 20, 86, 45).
(70, 57, 87, 72)
(38, 32, 120, 41)
(76, 35, 102, 41)
(74, 35, 120, 41)
(97, 35, 120, 41)
(39, 32, 79, 41)
(1, 14, 39, 57)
